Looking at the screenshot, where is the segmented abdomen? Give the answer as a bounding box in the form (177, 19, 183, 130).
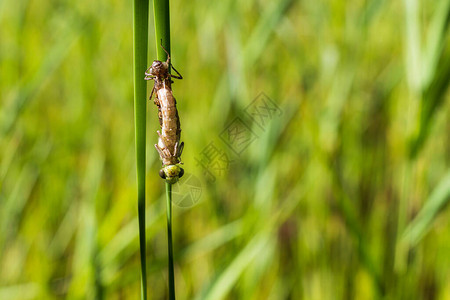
(156, 86, 181, 166)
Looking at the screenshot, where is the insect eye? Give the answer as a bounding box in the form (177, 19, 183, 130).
(179, 168, 184, 178)
(159, 169, 166, 179)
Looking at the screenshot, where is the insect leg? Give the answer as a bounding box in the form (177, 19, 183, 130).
(144, 64, 155, 77)
(157, 130, 165, 141)
(157, 131, 171, 157)
(149, 85, 156, 100)
(159, 40, 182, 79)
(170, 64, 183, 80)
(154, 144, 166, 159)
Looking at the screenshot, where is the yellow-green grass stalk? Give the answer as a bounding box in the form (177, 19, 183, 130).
(153, 0, 176, 298)
(133, 0, 149, 298)
(153, 0, 171, 62)
(165, 181, 175, 300)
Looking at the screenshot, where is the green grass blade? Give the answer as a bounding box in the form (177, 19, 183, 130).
(401, 169, 450, 247)
(166, 181, 176, 300)
(409, 1, 450, 158)
(153, 0, 171, 61)
(422, 0, 450, 88)
(133, 0, 149, 299)
(410, 45, 450, 158)
(211, 0, 293, 119)
(197, 184, 306, 300)
(66, 149, 104, 299)
(153, 0, 176, 298)
(198, 233, 270, 300)
(181, 220, 243, 260)
(0, 26, 80, 136)
(403, 0, 422, 92)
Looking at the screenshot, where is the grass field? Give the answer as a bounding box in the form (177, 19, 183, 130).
(1, 0, 449, 299)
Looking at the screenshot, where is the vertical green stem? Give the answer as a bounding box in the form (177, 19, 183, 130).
(165, 181, 175, 300)
(133, 0, 149, 299)
(153, 0, 176, 298)
(153, 0, 171, 61)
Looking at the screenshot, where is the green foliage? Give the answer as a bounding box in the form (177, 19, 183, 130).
(402, 170, 450, 247)
(0, 0, 449, 299)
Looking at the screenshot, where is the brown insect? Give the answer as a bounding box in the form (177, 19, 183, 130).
(144, 45, 184, 183)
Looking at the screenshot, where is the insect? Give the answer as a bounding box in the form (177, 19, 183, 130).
(144, 44, 184, 183)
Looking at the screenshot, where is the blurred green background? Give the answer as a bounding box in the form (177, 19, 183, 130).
(1, 0, 450, 299)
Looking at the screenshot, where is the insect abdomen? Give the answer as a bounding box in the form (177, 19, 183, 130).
(157, 87, 181, 165)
